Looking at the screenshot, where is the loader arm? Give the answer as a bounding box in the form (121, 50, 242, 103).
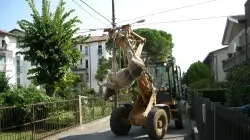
(104, 25, 158, 126)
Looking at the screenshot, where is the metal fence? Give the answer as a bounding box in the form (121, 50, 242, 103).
(0, 94, 132, 140)
(191, 91, 250, 140)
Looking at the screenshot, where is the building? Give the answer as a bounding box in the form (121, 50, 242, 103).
(222, 0, 250, 71)
(203, 47, 228, 82)
(0, 29, 32, 86)
(72, 34, 110, 92)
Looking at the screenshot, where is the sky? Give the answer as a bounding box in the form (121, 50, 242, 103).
(0, 0, 247, 72)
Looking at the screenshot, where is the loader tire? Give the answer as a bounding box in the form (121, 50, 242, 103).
(175, 104, 187, 129)
(110, 106, 131, 136)
(146, 108, 168, 140)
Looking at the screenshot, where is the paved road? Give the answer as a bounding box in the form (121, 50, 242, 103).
(49, 116, 193, 140)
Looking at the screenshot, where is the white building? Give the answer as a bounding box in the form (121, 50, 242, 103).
(0, 29, 32, 87)
(203, 47, 228, 82)
(72, 34, 111, 92)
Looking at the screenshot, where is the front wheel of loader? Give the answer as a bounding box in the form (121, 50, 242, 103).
(146, 108, 168, 140)
(110, 106, 131, 136)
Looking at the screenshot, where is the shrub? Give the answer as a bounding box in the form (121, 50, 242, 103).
(189, 78, 223, 89)
(0, 86, 55, 130)
(198, 89, 226, 104)
(224, 62, 250, 107)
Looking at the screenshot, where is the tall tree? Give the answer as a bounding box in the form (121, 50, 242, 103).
(133, 28, 174, 63)
(185, 61, 212, 85)
(17, 0, 87, 97)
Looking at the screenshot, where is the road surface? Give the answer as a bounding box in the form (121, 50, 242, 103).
(49, 116, 193, 140)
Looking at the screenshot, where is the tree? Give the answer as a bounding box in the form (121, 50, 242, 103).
(0, 72, 10, 93)
(17, 0, 87, 97)
(133, 28, 174, 63)
(95, 57, 112, 82)
(185, 61, 212, 85)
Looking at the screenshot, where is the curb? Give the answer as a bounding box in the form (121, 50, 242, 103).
(190, 120, 200, 140)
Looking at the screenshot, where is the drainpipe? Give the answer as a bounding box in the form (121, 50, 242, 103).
(88, 44, 91, 88)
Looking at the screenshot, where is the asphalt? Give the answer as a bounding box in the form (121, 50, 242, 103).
(48, 116, 193, 140)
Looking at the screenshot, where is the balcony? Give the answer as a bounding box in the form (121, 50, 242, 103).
(71, 65, 88, 72)
(222, 45, 248, 72)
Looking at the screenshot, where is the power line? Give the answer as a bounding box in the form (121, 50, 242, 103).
(78, 0, 112, 24)
(117, 0, 220, 24)
(72, 0, 109, 26)
(76, 15, 229, 33)
(131, 15, 228, 26)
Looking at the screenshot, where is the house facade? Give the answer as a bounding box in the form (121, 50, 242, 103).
(203, 47, 228, 82)
(72, 34, 111, 92)
(222, 0, 250, 71)
(0, 29, 32, 86)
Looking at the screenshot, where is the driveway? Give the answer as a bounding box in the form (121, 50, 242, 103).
(48, 116, 193, 140)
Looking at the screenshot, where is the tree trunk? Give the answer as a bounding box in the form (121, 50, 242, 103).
(45, 84, 55, 97)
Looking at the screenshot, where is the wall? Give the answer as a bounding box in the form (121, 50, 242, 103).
(75, 40, 111, 92)
(0, 34, 33, 87)
(228, 26, 245, 53)
(213, 48, 228, 82)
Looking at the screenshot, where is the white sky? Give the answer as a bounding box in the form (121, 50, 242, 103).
(16, 0, 247, 72)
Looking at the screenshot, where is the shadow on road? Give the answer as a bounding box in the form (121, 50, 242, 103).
(59, 124, 193, 140)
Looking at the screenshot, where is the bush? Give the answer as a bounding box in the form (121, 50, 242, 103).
(198, 89, 226, 104)
(0, 86, 56, 130)
(189, 78, 223, 89)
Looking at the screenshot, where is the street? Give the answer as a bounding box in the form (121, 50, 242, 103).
(49, 116, 193, 140)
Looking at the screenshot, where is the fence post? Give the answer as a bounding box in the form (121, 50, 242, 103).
(213, 102, 220, 140)
(78, 95, 82, 125)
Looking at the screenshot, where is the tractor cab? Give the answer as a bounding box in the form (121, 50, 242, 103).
(147, 58, 185, 103)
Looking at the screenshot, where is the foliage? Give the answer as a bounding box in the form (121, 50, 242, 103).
(133, 28, 174, 63)
(189, 78, 223, 89)
(55, 71, 80, 99)
(185, 61, 212, 85)
(0, 86, 55, 129)
(224, 62, 250, 107)
(17, 0, 87, 96)
(95, 56, 112, 82)
(0, 72, 10, 93)
(198, 89, 226, 104)
(0, 86, 54, 106)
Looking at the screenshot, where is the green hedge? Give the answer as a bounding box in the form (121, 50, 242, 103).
(198, 89, 226, 104)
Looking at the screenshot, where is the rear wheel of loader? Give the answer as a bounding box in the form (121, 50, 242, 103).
(110, 106, 131, 136)
(146, 108, 168, 140)
(175, 104, 187, 129)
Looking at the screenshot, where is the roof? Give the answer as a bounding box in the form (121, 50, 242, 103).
(84, 35, 108, 43)
(221, 15, 246, 45)
(203, 46, 228, 63)
(0, 29, 18, 37)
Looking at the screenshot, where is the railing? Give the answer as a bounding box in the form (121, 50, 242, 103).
(191, 91, 250, 140)
(0, 94, 132, 140)
(222, 46, 247, 71)
(0, 99, 80, 140)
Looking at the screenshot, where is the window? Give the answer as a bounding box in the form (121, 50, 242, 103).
(17, 77, 20, 85)
(16, 60, 21, 73)
(98, 45, 102, 55)
(80, 58, 83, 65)
(85, 46, 88, 55)
(85, 60, 88, 68)
(31, 61, 35, 66)
(80, 45, 83, 52)
(86, 72, 89, 82)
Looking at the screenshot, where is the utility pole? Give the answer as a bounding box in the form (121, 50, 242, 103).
(112, 0, 119, 108)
